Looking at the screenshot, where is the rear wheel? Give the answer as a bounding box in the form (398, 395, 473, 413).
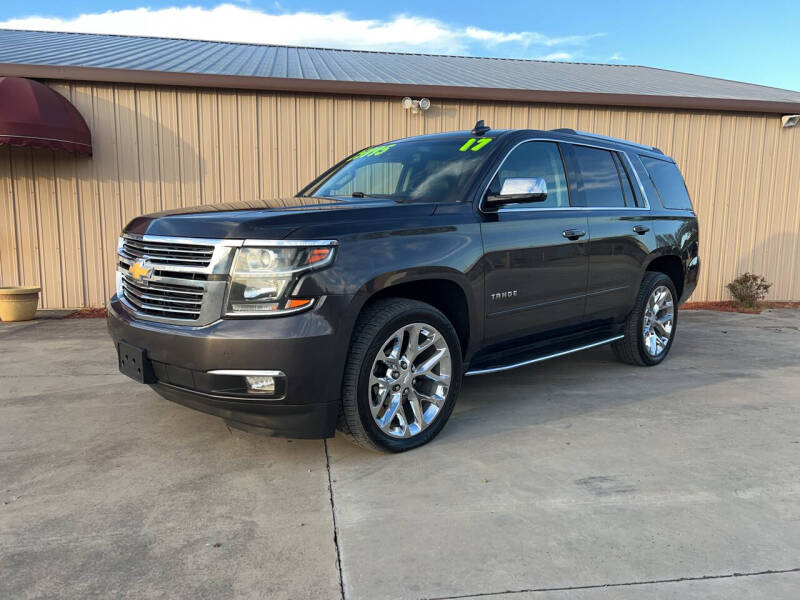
(613, 272, 678, 366)
(340, 298, 462, 452)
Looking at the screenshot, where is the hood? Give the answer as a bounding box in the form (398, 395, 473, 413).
(124, 196, 437, 239)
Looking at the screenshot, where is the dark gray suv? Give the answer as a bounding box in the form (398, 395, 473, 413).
(108, 123, 700, 452)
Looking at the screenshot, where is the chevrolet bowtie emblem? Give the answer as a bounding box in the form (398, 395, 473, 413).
(128, 260, 153, 281)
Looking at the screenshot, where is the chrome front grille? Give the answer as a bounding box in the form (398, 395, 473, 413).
(120, 237, 215, 268)
(116, 233, 238, 326)
(121, 272, 205, 320)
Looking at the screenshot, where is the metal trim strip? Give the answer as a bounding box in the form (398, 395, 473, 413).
(208, 370, 285, 377)
(465, 335, 624, 376)
(241, 239, 339, 247)
(479, 138, 652, 214)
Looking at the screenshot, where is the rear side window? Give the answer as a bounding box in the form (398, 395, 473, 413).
(613, 154, 641, 207)
(568, 145, 626, 207)
(640, 156, 693, 210)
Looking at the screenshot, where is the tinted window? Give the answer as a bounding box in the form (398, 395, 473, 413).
(570, 145, 626, 207)
(322, 162, 403, 197)
(303, 138, 496, 203)
(640, 156, 693, 210)
(488, 141, 569, 208)
(630, 154, 660, 206)
(613, 153, 639, 207)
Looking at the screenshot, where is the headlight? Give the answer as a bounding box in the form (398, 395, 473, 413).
(225, 243, 336, 316)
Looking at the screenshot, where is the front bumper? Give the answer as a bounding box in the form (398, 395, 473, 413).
(151, 382, 339, 438)
(107, 294, 354, 438)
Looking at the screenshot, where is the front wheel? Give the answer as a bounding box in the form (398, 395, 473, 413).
(340, 298, 462, 452)
(613, 272, 678, 366)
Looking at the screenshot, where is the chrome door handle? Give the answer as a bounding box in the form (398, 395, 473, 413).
(632, 225, 650, 235)
(562, 229, 586, 240)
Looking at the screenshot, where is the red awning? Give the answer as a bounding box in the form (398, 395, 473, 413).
(0, 76, 92, 155)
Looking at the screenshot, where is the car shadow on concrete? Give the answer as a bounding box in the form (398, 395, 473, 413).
(430, 309, 800, 447)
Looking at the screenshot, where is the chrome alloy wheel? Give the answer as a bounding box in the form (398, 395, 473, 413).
(368, 323, 452, 439)
(642, 285, 674, 357)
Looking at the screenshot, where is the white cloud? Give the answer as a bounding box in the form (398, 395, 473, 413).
(533, 52, 575, 61)
(0, 4, 603, 57)
(464, 27, 603, 49)
(607, 52, 625, 61)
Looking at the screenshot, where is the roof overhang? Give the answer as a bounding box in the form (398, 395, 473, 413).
(2, 62, 799, 115)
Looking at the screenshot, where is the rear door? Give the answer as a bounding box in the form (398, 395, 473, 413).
(480, 140, 589, 346)
(561, 143, 656, 323)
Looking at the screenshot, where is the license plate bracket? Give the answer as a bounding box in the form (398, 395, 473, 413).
(117, 341, 155, 383)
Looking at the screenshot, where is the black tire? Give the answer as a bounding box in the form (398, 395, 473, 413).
(612, 272, 678, 366)
(339, 298, 463, 453)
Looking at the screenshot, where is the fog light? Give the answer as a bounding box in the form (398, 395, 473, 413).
(245, 375, 276, 394)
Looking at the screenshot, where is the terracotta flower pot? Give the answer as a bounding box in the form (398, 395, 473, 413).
(0, 286, 41, 322)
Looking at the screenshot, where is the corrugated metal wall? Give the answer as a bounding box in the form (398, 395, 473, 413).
(1, 81, 799, 308)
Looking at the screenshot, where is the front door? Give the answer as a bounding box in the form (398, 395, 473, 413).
(480, 141, 589, 347)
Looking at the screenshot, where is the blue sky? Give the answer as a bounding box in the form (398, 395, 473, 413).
(2, 0, 798, 91)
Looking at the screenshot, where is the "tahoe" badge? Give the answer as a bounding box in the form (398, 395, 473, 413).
(490, 290, 518, 301)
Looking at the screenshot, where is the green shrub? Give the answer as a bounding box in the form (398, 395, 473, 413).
(727, 272, 771, 308)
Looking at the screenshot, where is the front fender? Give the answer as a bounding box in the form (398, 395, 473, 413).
(294, 218, 485, 359)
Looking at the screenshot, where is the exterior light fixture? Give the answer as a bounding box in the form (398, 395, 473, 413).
(781, 115, 800, 128)
(245, 375, 276, 394)
(401, 97, 431, 114)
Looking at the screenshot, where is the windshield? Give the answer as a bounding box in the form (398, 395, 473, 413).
(300, 137, 497, 203)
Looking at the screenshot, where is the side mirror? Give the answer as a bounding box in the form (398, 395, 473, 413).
(486, 177, 548, 206)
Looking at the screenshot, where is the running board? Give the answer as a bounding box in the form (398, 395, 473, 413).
(465, 335, 624, 376)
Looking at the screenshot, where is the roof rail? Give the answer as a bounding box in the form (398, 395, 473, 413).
(550, 128, 663, 154)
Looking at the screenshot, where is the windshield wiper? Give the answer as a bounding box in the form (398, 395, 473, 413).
(346, 192, 390, 198)
(324, 192, 388, 199)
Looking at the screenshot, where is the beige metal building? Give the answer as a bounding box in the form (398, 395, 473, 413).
(2, 29, 800, 309)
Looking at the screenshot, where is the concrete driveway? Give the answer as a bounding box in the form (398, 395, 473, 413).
(1, 310, 798, 599)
